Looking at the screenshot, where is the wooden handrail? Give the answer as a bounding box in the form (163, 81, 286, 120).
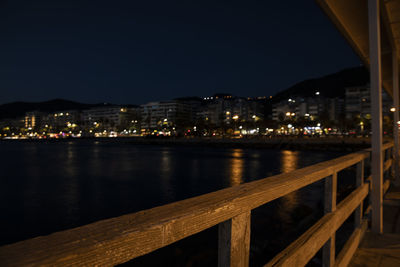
(0, 143, 394, 266)
(266, 183, 369, 266)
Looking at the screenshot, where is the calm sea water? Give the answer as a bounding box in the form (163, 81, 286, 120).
(0, 140, 347, 265)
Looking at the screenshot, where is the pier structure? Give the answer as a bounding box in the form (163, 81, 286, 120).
(1, 0, 400, 266)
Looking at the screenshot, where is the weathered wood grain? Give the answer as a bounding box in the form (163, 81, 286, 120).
(323, 173, 337, 267)
(0, 150, 371, 266)
(265, 183, 369, 267)
(1, 143, 393, 267)
(355, 160, 365, 228)
(218, 211, 251, 267)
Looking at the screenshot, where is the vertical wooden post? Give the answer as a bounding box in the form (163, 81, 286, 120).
(383, 148, 393, 182)
(368, 0, 384, 234)
(218, 211, 251, 267)
(385, 148, 390, 179)
(393, 49, 400, 186)
(355, 160, 365, 228)
(390, 147, 394, 178)
(323, 173, 337, 267)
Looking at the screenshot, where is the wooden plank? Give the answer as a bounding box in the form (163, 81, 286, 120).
(369, 0, 384, 235)
(381, 142, 394, 151)
(384, 158, 393, 172)
(334, 219, 368, 267)
(218, 211, 251, 267)
(324, 173, 337, 213)
(383, 178, 391, 194)
(363, 141, 393, 153)
(364, 205, 372, 216)
(355, 160, 365, 228)
(265, 183, 369, 267)
(323, 173, 337, 267)
(367, 175, 390, 194)
(0, 151, 370, 266)
(393, 49, 400, 186)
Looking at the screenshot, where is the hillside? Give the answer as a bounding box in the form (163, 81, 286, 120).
(0, 66, 369, 120)
(0, 99, 100, 120)
(272, 66, 369, 103)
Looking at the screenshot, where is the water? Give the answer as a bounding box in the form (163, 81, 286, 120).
(0, 140, 346, 265)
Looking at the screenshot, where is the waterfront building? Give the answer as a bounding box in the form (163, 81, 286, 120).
(24, 111, 45, 129)
(82, 105, 139, 130)
(345, 85, 392, 119)
(140, 100, 190, 130)
(44, 110, 81, 130)
(272, 95, 345, 124)
(197, 94, 265, 126)
(174, 97, 203, 123)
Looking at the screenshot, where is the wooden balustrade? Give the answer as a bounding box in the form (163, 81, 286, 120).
(0, 142, 395, 267)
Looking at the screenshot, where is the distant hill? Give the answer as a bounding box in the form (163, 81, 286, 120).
(0, 66, 369, 120)
(0, 99, 103, 120)
(272, 66, 369, 103)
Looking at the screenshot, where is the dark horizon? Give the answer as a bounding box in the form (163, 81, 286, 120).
(0, 1, 361, 105)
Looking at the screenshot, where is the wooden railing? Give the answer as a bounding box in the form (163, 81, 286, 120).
(0, 142, 395, 267)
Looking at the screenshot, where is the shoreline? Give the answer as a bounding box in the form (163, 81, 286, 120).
(0, 136, 383, 151)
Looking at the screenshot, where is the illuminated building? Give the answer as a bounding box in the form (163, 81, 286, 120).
(24, 111, 44, 129)
(82, 106, 140, 130)
(140, 101, 190, 129)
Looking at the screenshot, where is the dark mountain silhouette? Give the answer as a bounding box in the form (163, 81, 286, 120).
(0, 99, 104, 120)
(271, 66, 369, 103)
(0, 66, 369, 120)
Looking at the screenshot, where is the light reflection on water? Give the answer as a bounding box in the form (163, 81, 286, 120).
(0, 141, 344, 246)
(229, 149, 244, 186)
(160, 149, 174, 201)
(278, 150, 300, 225)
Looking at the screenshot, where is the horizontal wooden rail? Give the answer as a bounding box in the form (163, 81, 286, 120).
(384, 158, 393, 172)
(0, 142, 394, 266)
(363, 141, 393, 152)
(265, 183, 369, 266)
(382, 142, 394, 151)
(334, 219, 368, 267)
(0, 150, 371, 266)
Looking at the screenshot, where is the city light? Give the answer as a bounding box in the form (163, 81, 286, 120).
(390, 107, 396, 112)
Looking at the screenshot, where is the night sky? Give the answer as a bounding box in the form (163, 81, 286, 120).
(0, 0, 361, 105)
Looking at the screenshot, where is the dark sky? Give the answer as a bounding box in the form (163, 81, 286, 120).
(0, 0, 361, 105)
